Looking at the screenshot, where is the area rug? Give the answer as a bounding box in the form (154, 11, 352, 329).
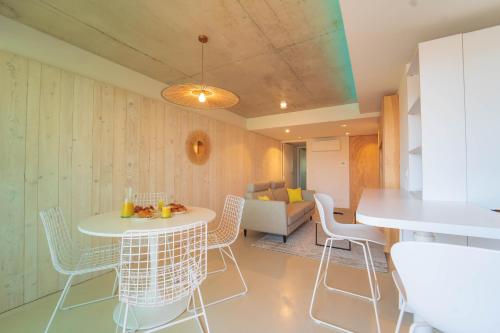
(251, 222, 388, 272)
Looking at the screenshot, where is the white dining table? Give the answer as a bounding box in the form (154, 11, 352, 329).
(356, 188, 500, 333)
(78, 206, 216, 331)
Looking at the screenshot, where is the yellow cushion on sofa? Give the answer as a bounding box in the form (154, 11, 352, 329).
(287, 188, 303, 203)
(258, 195, 270, 201)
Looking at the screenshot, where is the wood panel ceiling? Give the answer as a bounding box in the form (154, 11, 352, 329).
(0, 0, 357, 117)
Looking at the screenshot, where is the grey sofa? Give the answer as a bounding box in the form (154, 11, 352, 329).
(241, 180, 315, 242)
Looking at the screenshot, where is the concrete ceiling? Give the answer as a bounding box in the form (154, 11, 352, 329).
(340, 0, 500, 113)
(0, 0, 357, 117)
(253, 117, 379, 141)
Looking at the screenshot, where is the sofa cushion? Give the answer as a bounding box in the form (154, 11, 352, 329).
(287, 188, 303, 203)
(270, 180, 286, 189)
(287, 203, 304, 225)
(246, 189, 274, 200)
(301, 200, 315, 213)
(272, 187, 289, 203)
(247, 182, 270, 193)
(290, 201, 315, 215)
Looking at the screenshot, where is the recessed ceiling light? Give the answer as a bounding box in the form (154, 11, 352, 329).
(345, 132, 350, 136)
(280, 100, 287, 109)
(341, 124, 347, 127)
(298, 136, 302, 139)
(285, 129, 290, 133)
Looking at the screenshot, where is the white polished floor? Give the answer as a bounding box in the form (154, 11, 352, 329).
(0, 224, 410, 333)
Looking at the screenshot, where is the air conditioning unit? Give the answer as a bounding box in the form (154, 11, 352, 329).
(309, 139, 341, 152)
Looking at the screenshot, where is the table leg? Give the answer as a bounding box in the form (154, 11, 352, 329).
(410, 231, 434, 333)
(113, 298, 188, 330)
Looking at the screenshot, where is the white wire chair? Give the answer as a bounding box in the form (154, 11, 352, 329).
(310, 193, 385, 333)
(194, 194, 247, 308)
(39, 207, 120, 333)
(116, 221, 209, 333)
(133, 192, 169, 207)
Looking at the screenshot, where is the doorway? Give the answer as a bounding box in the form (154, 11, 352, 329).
(297, 146, 307, 190)
(282, 142, 307, 190)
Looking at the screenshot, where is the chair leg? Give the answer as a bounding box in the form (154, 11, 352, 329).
(61, 269, 118, 310)
(226, 246, 248, 295)
(112, 268, 119, 296)
(366, 241, 381, 301)
(190, 292, 202, 331)
(243, 229, 247, 237)
(121, 304, 129, 333)
(359, 241, 382, 333)
(115, 302, 125, 333)
(45, 275, 74, 333)
(395, 302, 406, 333)
(207, 248, 228, 275)
(309, 238, 353, 333)
(322, 239, 379, 302)
(115, 303, 138, 333)
(146, 288, 211, 333)
(322, 239, 334, 287)
(202, 245, 248, 308)
(196, 286, 211, 333)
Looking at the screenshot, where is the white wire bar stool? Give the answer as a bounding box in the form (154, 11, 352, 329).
(194, 195, 246, 308)
(116, 221, 210, 333)
(132, 192, 169, 206)
(392, 270, 407, 333)
(39, 207, 120, 333)
(309, 194, 385, 333)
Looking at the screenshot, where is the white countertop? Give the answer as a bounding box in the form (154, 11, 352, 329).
(356, 189, 500, 239)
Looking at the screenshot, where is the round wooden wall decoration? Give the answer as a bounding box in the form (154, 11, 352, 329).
(185, 130, 211, 165)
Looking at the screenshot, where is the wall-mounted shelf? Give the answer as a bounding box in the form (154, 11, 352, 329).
(409, 146, 422, 155)
(408, 98, 421, 115)
(407, 52, 420, 76)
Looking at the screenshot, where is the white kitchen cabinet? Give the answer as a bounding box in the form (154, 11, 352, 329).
(400, 25, 500, 248)
(463, 25, 500, 211)
(419, 34, 467, 202)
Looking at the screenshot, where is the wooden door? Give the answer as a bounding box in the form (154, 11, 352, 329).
(349, 135, 380, 212)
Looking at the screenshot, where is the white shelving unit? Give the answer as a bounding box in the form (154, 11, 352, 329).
(405, 53, 423, 193)
(408, 146, 421, 155)
(407, 51, 420, 76)
(400, 26, 500, 249)
(408, 98, 421, 115)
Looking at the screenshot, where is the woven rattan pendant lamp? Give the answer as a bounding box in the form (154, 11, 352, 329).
(161, 35, 239, 109)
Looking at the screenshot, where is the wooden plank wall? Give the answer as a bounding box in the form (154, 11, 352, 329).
(381, 95, 400, 189)
(380, 94, 400, 252)
(0, 49, 282, 313)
